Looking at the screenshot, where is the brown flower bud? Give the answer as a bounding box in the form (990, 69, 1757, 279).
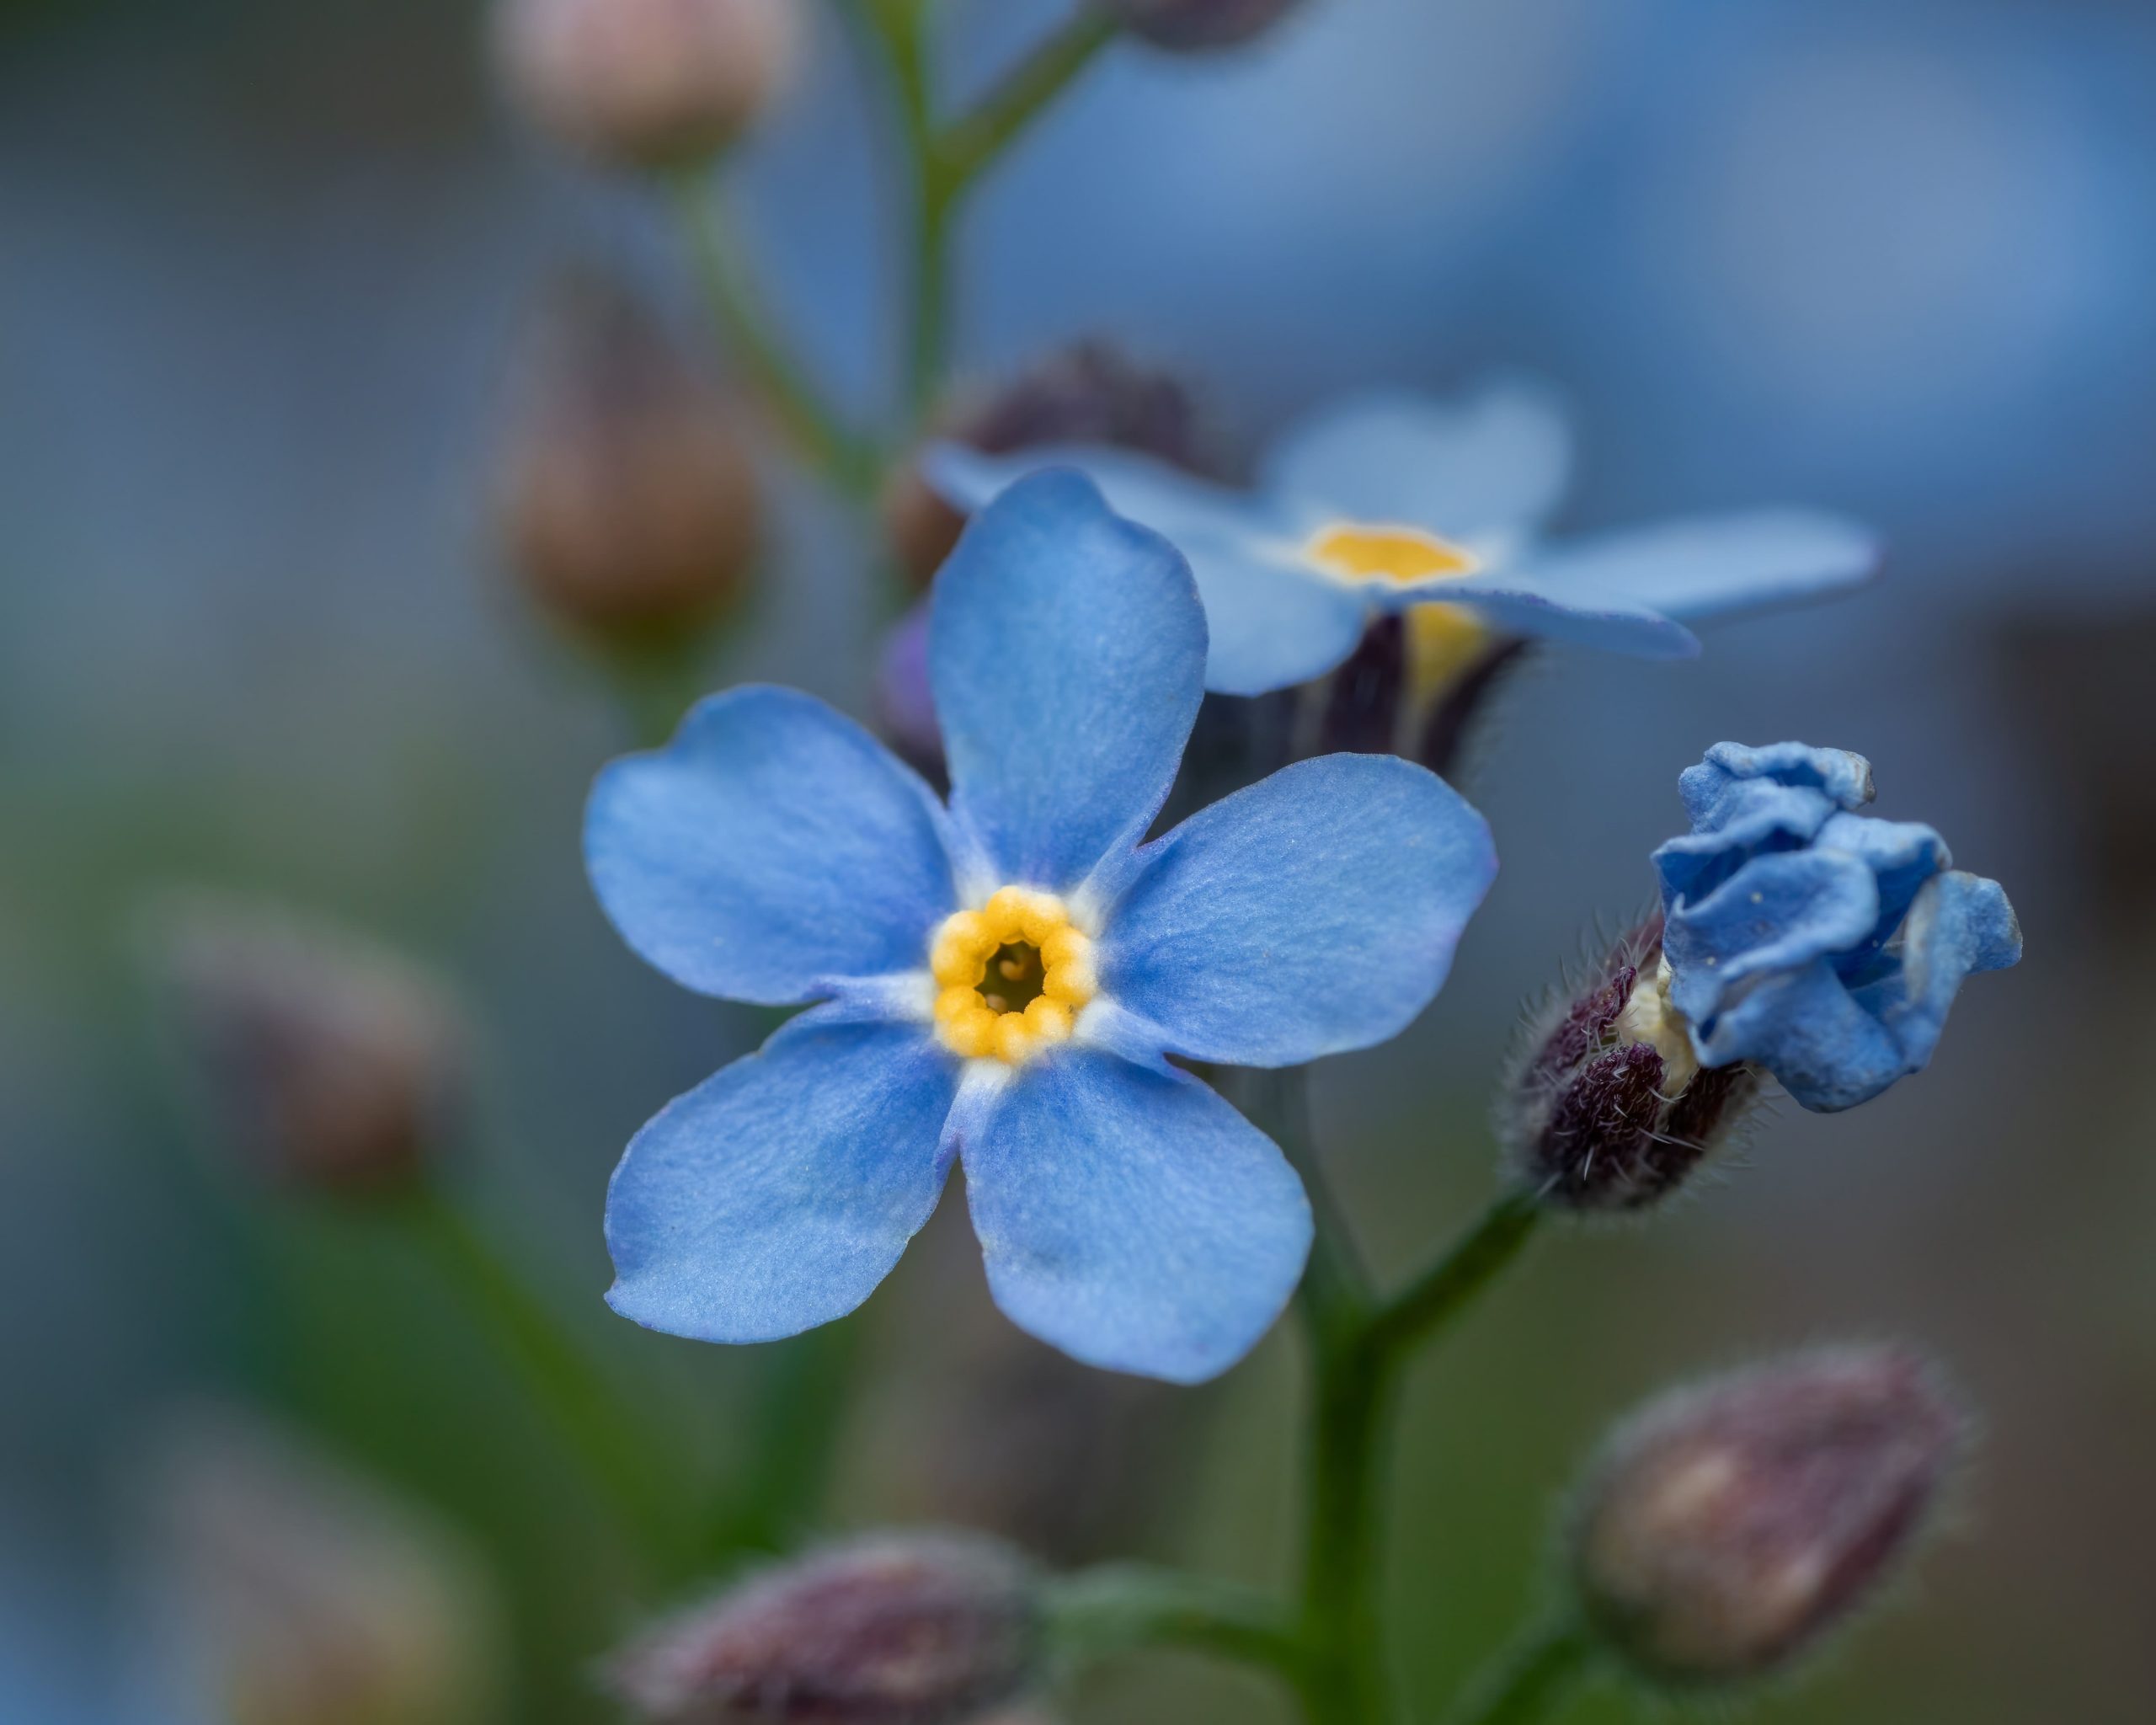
(496, 275, 760, 648)
(1571, 1346, 1967, 1689)
(607, 1534, 1041, 1724)
(146, 894, 464, 1198)
(1102, 0, 1306, 54)
(1499, 916, 1759, 1212)
(141, 1405, 499, 1725)
(883, 342, 1212, 590)
(494, 0, 799, 168)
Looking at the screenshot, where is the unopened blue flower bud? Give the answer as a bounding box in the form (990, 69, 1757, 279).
(607, 1535, 1041, 1724)
(145, 895, 465, 1199)
(1501, 918, 1759, 1212)
(1571, 1346, 1967, 1690)
(884, 342, 1211, 590)
(1654, 742, 2021, 1112)
(1103, 0, 1307, 53)
(494, 0, 800, 168)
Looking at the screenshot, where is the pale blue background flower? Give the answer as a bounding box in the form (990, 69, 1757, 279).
(1655, 741, 2021, 1114)
(925, 383, 1877, 695)
(585, 472, 1497, 1382)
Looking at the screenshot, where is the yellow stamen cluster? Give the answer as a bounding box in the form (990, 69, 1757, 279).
(930, 886, 1096, 1064)
(1306, 522, 1481, 585)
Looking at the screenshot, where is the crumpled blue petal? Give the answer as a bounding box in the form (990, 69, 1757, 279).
(586, 686, 957, 1005)
(1657, 740, 2020, 1112)
(1511, 510, 1878, 622)
(1257, 380, 1572, 537)
(931, 471, 1205, 890)
(1663, 848, 1881, 1027)
(606, 1021, 959, 1342)
(956, 1049, 1312, 1384)
(1102, 754, 1497, 1065)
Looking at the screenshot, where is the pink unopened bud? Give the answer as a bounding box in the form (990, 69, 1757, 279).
(496, 275, 760, 647)
(146, 895, 464, 1198)
(1499, 916, 1758, 1212)
(1102, 0, 1307, 53)
(885, 342, 1212, 591)
(494, 0, 799, 169)
(1572, 1346, 1967, 1689)
(608, 1534, 1041, 1723)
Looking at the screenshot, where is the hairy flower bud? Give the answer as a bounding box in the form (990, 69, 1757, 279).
(1102, 0, 1307, 53)
(146, 895, 464, 1198)
(1571, 1346, 1967, 1689)
(885, 342, 1211, 590)
(607, 1534, 1040, 1723)
(494, 0, 798, 168)
(497, 275, 760, 647)
(1500, 917, 1759, 1212)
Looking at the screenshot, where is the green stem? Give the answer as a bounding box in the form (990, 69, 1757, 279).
(1365, 1190, 1543, 1365)
(669, 170, 878, 494)
(397, 1186, 691, 1575)
(709, 1318, 862, 1557)
(1300, 1324, 1391, 1725)
(1442, 1616, 1598, 1725)
(934, 10, 1120, 198)
(1048, 1563, 1309, 1683)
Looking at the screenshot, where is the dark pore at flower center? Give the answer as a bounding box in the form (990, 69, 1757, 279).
(979, 942, 1045, 1016)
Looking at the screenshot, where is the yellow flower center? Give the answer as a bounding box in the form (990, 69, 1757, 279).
(930, 886, 1096, 1065)
(1305, 522, 1481, 586)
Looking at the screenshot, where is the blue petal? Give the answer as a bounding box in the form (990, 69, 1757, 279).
(1664, 848, 1881, 1027)
(931, 471, 1206, 889)
(1101, 755, 1497, 1065)
(1257, 380, 1572, 537)
(1655, 743, 1875, 910)
(924, 441, 1265, 546)
(1375, 574, 1698, 660)
(955, 1050, 1311, 1383)
(1814, 813, 1950, 974)
(1681, 742, 1876, 827)
(1844, 868, 2022, 1075)
(586, 687, 957, 1005)
(1691, 959, 1907, 1114)
(1513, 511, 1879, 622)
(606, 1020, 958, 1341)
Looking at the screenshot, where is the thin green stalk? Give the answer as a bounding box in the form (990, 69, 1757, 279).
(669, 171, 877, 494)
(708, 1318, 862, 1557)
(1441, 1615, 1598, 1725)
(1365, 1190, 1543, 1365)
(1299, 1324, 1392, 1725)
(934, 10, 1120, 196)
(398, 1186, 692, 1576)
(1048, 1563, 1309, 1683)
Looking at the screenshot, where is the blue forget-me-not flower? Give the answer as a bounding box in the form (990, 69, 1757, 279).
(926, 382, 1879, 697)
(1641, 742, 2020, 1114)
(584, 472, 1498, 1382)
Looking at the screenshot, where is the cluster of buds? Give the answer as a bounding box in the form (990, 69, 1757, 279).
(1569, 1346, 1967, 1689)
(1102, 0, 1309, 53)
(607, 1534, 1042, 1724)
(1498, 916, 1759, 1212)
(145, 895, 465, 1199)
(495, 274, 760, 651)
(494, 0, 799, 169)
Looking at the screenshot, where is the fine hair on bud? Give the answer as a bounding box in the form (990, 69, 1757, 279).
(606, 1532, 1041, 1724)
(1498, 915, 1761, 1212)
(142, 893, 466, 1199)
(1569, 1344, 1970, 1690)
(1103, 0, 1309, 54)
(496, 272, 760, 648)
(494, 0, 800, 169)
(884, 341, 1212, 590)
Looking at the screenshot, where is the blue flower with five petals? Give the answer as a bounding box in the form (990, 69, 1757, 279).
(926, 382, 1879, 697)
(584, 472, 1497, 1382)
(1651, 742, 2020, 1114)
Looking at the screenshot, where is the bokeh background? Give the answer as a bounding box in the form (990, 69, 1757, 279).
(5, 0, 2154, 1720)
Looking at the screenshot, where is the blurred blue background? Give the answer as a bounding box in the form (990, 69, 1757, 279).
(4, 0, 2153, 1720)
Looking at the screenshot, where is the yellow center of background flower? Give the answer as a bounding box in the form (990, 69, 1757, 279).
(930, 887, 1095, 1065)
(1305, 522, 1481, 585)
